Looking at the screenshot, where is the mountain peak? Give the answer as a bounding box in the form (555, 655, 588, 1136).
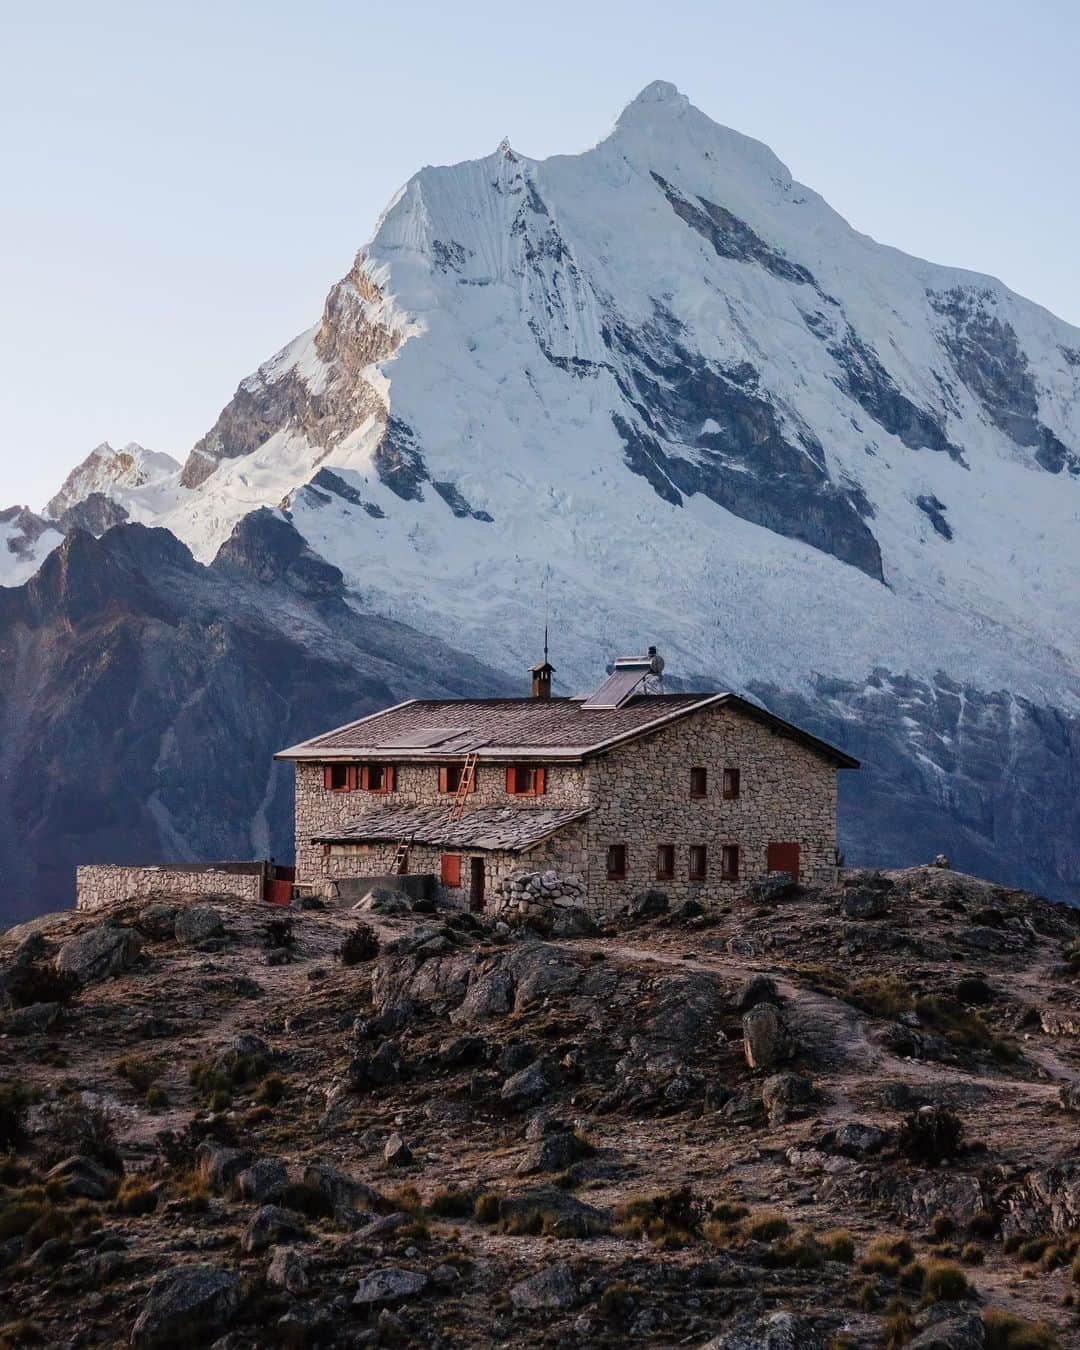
(615, 79, 691, 128)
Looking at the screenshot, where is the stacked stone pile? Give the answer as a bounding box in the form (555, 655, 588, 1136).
(491, 869, 587, 921)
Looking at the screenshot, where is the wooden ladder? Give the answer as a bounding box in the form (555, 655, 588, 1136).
(391, 835, 412, 875)
(448, 751, 478, 822)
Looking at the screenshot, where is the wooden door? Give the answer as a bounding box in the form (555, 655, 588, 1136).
(470, 857, 486, 911)
(766, 842, 800, 882)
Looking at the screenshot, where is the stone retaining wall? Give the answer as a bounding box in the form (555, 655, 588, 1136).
(76, 864, 263, 912)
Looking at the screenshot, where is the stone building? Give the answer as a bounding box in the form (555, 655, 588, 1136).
(275, 652, 858, 916)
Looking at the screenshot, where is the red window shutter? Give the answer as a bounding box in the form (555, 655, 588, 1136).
(441, 853, 462, 887)
(438, 766, 449, 794)
(323, 765, 333, 790)
(387, 765, 396, 793)
(534, 767, 546, 796)
(506, 766, 516, 794)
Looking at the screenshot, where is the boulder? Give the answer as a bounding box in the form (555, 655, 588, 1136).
(302, 1162, 380, 1214)
(501, 1060, 551, 1110)
(735, 973, 780, 1012)
(55, 925, 141, 984)
(353, 1266, 428, 1307)
(1060, 1081, 1080, 1112)
(742, 1003, 792, 1070)
(369, 1040, 404, 1085)
(760, 1071, 813, 1125)
(267, 1246, 310, 1294)
(197, 1145, 252, 1195)
(354, 887, 412, 916)
(840, 889, 889, 919)
(931, 855, 952, 869)
(516, 1130, 581, 1176)
(130, 1263, 241, 1348)
(383, 1132, 413, 1167)
(550, 906, 597, 938)
(46, 1155, 119, 1201)
(629, 890, 669, 919)
(831, 1121, 887, 1157)
(908, 1312, 985, 1349)
(173, 904, 224, 946)
(496, 1188, 608, 1238)
(243, 1204, 303, 1255)
(703, 1310, 818, 1349)
(233, 1158, 288, 1204)
(509, 1261, 577, 1311)
(3, 1001, 62, 1035)
(744, 873, 797, 904)
(136, 904, 178, 940)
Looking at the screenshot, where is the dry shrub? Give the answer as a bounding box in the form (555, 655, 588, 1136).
(921, 1260, 970, 1304)
(860, 1235, 915, 1276)
(983, 1308, 1061, 1350)
(741, 1210, 791, 1242)
(898, 1107, 964, 1166)
(612, 1187, 701, 1246)
(340, 923, 379, 966)
(428, 1187, 472, 1218)
(112, 1175, 157, 1216)
(115, 1056, 160, 1094)
(821, 1228, 856, 1263)
(474, 1192, 500, 1224)
(882, 1299, 913, 1350)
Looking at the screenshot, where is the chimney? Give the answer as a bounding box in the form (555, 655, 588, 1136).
(530, 660, 554, 700)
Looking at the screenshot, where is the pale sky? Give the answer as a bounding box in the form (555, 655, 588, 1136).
(2, 0, 1078, 510)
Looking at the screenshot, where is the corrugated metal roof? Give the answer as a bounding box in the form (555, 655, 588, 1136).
(312, 803, 590, 852)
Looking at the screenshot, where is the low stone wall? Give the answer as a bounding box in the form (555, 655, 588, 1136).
(76, 864, 263, 912)
(490, 868, 587, 922)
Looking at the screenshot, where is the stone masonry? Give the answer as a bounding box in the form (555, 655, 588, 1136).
(291, 702, 839, 916)
(76, 864, 263, 912)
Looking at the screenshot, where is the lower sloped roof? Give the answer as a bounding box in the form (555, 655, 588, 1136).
(312, 803, 590, 853)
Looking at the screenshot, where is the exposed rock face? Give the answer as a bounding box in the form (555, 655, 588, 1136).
(54, 924, 141, 983)
(742, 1003, 792, 1070)
(0, 515, 516, 923)
(182, 261, 401, 490)
(130, 1263, 241, 1348)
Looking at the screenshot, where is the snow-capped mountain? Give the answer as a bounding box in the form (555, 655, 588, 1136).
(0, 441, 181, 587)
(159, 81, 1079, 709)
(8, 82, 1080, 899)
(45, 441, 181, 523)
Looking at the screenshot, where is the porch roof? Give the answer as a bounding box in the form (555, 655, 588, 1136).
(312, 802, 590, 853)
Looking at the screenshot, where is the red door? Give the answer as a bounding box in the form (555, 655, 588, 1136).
(766, 842, 800, 882)
(265, 864, 296, 906)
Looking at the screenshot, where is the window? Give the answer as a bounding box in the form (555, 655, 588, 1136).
(607, 844, 627, 880)
(721, 845, 740, 880)
(440, 853, 462, 887)
(360, 763, 395, 793)
(688, 845, 707, 881)
(656, 844, 675, 881)
(690, 766, 708, 798)
(723, 767, 741, 800)
(506, 765, 546, 796)
(324, 763, 355, 792)
(438, 764, 467, 794)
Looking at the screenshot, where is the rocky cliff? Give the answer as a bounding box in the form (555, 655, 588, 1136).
(0, 515, 515, 925)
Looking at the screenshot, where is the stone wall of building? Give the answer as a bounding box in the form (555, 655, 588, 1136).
(584, 704, 839, 916)
(292, 760, 588, 883)
(76, 864, 263, 912)
(319, 819, 588, 913)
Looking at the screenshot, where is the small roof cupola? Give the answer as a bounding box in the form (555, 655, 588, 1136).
(530, 660, 555, 700)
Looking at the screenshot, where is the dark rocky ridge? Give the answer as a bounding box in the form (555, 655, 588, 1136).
(0, 514, 516, 926)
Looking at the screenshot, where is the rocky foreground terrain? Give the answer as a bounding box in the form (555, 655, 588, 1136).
(2, 867, 1080, 1347)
